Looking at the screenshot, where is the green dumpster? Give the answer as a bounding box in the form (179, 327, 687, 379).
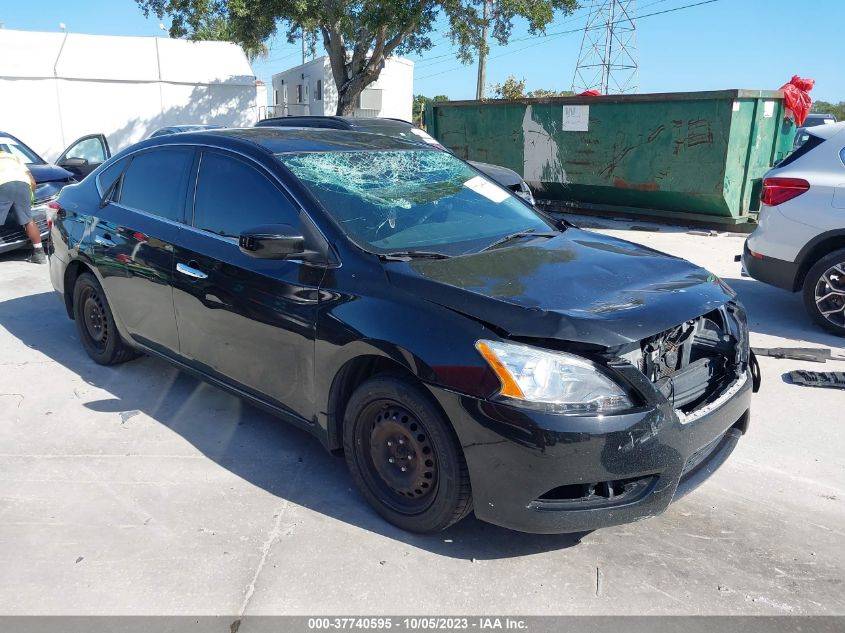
(425, 90, 796, 225)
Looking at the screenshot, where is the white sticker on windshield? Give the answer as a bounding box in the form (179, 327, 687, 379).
(464, 175, 509, 203)
(410, 128, 439, 144)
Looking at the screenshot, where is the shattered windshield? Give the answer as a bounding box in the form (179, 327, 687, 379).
(278, 149, 550, 255)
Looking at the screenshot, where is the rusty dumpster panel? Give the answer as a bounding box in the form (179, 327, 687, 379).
(426, 90, 795, 222)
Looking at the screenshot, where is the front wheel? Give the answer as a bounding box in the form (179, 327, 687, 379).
(802, 248, 845, 336)
(343, 376, 473, 533)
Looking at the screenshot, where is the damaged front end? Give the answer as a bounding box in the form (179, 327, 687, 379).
(621, 303, 752, 422)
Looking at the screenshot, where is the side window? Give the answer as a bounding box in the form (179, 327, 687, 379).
(316, 80, 322, 101)
(96, 156, 130, 197)
(118, 149, 194, 221)
(193, 152, 299, 238)
(65, 137, 107, 163)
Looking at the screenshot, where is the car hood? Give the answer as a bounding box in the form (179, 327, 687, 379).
(29, 163, 74, 184)
(385, 228, 735, 347)
(467, 161, 522, 187)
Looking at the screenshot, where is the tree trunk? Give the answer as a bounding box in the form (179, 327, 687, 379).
(336, 87, 358, 116)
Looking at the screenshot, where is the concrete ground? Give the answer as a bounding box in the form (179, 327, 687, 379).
(0, 221, 843, 616)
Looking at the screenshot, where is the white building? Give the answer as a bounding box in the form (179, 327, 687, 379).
(0, 29, 262, 161)
(271, 55, 413, 121)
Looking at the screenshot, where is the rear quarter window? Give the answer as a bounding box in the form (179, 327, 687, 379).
(779, 134, 825, 168)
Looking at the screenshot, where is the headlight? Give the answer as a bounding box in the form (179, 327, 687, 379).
(475, 340, 633, 414)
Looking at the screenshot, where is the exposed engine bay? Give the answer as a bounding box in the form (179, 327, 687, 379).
(624, 306, 748, 414)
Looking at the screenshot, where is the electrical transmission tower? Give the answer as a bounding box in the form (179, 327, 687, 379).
(571, 0, 638, 95)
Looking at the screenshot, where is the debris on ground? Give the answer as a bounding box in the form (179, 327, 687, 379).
(786, 371, 845, 390)
(752, 347, 840, 363)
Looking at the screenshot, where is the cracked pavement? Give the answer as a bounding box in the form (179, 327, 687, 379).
(0, 221, 843, 615)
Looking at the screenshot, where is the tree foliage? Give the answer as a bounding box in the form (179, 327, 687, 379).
(489, 75, 573, 100)
(813, 100, 845, 122)
(136, 0, 577, 115)
(190, 15, 268, 62)
(412, 93, 449, 126)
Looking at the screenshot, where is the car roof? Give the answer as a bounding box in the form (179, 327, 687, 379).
(144, 126, 427, 153)
(806, 120, 845, 141)
(256, 116, 415, 131)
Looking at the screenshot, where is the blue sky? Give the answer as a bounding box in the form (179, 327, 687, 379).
(2, 0, 843, 103)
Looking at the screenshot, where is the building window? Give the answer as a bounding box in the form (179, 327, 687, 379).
(274, 90, 279, 105)
(315, 80, 322, 101)
(296, 84, 303, 103)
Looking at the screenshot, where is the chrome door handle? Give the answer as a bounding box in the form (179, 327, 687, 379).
(177, 262, 208, 279)
(94, 235, 116, 247)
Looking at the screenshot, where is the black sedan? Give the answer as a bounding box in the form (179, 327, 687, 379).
(49, 128, 754, 534)
(0, 132, 110, 254)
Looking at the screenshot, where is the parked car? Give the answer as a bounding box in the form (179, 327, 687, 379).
(0, 131, 110, 254)
(255, 115, 536, 205)
(50, 128, 754, 534)
(744, 122, 845, 336)
(792, 113, 838, 152)
(148, 124, 224, 138)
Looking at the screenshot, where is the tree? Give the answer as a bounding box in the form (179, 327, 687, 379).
(488, 75, 573, 100)
(190, 15, 268, 62)
(526, 87, 574, 98)
(136, 0, 577, 116)
(412, 93, 448, 126)
(813, 100, 845, 122)
(489, 75, 525, 100)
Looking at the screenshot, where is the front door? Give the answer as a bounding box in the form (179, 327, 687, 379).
(87, 147, 195, 355)
(56, 134, 111, 179)
(171, 150, 326, 421)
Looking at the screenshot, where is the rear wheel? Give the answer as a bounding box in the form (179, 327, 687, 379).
(802, 249, 845, 337)
(343, 376, 472, 533)
(73, 272, 140, 364)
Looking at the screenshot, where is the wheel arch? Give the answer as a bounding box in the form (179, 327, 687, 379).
(62, 256, 99, 319)
(325, 347, 431, 453)
(795, 230, 845, 290)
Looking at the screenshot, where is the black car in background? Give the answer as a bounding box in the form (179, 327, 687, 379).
(49, 128, 753, 534)
(0, 131, 110, 254)
(255, 116, 536, 205)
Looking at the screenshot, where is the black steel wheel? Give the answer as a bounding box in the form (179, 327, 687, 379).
(343, 376, 472, 533)
(72, 272, 140, 365)
(802, 248, 845, 337)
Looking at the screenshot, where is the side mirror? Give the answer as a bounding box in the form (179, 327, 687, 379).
(239, 224, 305, 259)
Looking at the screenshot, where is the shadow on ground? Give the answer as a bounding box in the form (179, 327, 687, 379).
(0, 288, 586, 560)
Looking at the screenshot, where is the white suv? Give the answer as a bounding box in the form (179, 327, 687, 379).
(744, 122, 845, 336)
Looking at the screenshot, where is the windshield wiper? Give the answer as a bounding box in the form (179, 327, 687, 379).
(378, 250, 452, 262)
(479, 229, 557, 253)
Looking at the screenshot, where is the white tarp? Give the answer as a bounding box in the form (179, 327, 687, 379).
(0, 29, 259, 161)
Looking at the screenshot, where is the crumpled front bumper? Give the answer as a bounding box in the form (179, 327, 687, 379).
(426, 372, 752, 534)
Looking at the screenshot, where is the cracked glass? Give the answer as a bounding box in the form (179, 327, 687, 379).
(278, 149, 549, 255)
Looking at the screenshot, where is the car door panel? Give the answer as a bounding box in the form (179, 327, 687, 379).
(86, 205, 181, 354)
(56, 134, 111, 179)
(171, 150, 324, 421)
(172, 230, 324, 419)
(82, 146, 195, 356)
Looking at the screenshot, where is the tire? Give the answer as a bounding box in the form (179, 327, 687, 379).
(343, 376, 473, 533)
(72, 272, 141, 365)
(802, 248, 845, 337)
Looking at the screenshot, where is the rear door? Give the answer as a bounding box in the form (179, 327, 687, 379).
(88, 147, 195, 355)
(56, 134, 111, 179)
(171, 150, 326, 421)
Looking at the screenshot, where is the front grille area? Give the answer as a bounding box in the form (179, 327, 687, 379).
(0, 219, 48, 246)
(626, 306, 746, 415)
